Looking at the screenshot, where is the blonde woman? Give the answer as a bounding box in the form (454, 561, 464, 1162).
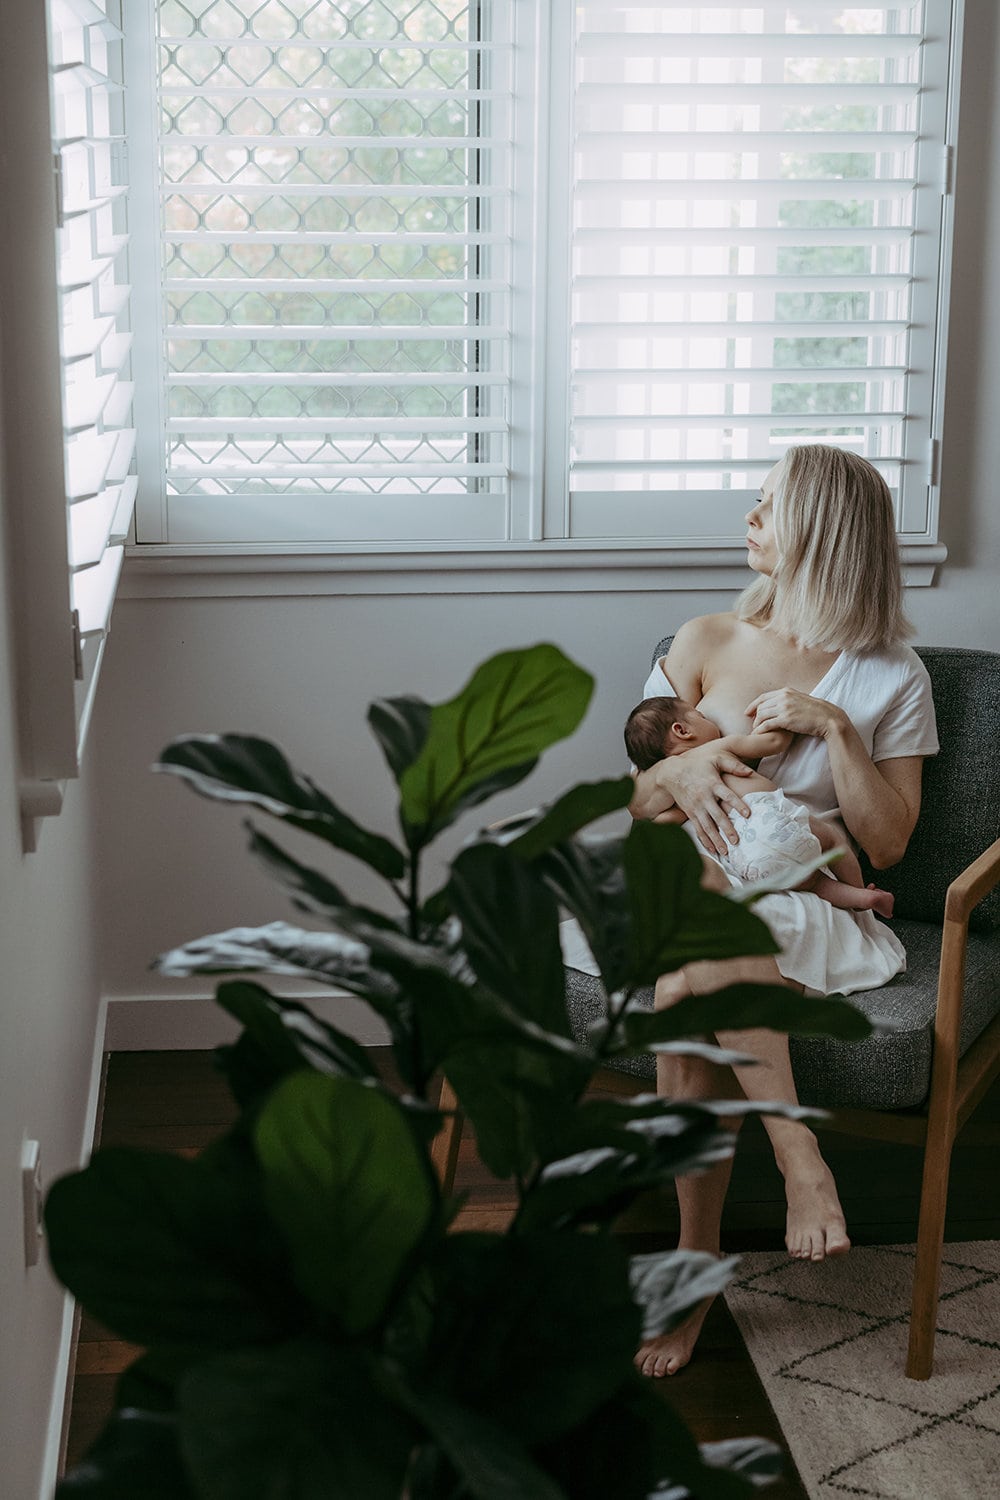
(628, 445, 938, 1377)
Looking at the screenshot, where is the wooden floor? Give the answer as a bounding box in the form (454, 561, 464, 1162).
(64, 1051, 1000, 1496)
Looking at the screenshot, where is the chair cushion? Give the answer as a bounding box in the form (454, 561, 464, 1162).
(564, 919, 1000, 1110)
(869, 648, 1000, 932)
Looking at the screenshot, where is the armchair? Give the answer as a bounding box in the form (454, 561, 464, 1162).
(564, 642, 1000, 1379)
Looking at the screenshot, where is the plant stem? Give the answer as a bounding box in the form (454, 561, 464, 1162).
(406, 851, 421, 941)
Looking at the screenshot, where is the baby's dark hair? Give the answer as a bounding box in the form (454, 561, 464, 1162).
(624, 696, 685, 770)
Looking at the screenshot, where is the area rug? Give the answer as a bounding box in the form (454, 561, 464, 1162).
(724, 1241, 1000, 1500)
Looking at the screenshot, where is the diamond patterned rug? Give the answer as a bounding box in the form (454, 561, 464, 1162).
(724, 1241, 1000, 1500)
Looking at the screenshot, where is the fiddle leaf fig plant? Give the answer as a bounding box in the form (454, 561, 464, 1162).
(46, 644, 871, 1499)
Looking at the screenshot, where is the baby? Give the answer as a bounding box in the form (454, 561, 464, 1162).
(624, 696, 894, 917)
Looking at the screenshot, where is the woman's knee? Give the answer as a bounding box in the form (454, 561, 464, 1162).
(654, 971, 692, 1010)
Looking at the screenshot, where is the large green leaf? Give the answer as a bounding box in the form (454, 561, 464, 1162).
(219, 982, 374, 1078)
(56, 1410, 193, 1499)
(178, 1339, 414, 1500)
(448, 841, 570, 1037)
(155, 734, 406, 881)
(613, 982, 873, 1050)
(626, 1380, 768, 1500)
(622, 821, 780, 983)
(244, 823, 350, 916)
(533, 1388, 661, 1500)
(534, 832, 631, 992)
(154, 920, 402, 1011)
(441, 1044, 586, 1180)
(44, 1145, 301, 1352)
(368, 693, 432, 781)
(629, 1251, 740, 1340)
(253, 1073, 436, 1333)
(514, 1115, 734, 1233)
(700, 1440, 785, 1491)
(394, 1387, 567, 1500)
(212, 980, 377, 1110)
(420, 1233, 641, 1446)
(398, 645, 594, 847)
(500, 777, 636, 859)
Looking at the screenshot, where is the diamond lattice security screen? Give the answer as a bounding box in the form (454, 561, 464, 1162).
(141, 0, 510, 544)
(567, 0, 954, 547)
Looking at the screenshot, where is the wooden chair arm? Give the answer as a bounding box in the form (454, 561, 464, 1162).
(944, 835, 1000, 924)
(930, 835, 1000, 1110)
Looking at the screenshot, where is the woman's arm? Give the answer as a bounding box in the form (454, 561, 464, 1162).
(746, 688, 922, 868)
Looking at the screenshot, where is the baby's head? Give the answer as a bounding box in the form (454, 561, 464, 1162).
(624, 696, 722, 769)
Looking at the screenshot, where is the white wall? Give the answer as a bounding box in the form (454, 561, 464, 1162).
(0, 460, 104, 1491)
(94, 0, 1000, 1043)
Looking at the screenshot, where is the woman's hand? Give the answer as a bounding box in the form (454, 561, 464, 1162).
(745, 687, 847, 741)
(629, 742, 755, 856)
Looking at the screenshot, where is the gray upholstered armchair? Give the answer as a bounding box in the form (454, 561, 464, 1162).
(564, 641, 1000, 1379)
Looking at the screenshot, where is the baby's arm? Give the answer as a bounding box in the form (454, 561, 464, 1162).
(716, 727, 793, 763)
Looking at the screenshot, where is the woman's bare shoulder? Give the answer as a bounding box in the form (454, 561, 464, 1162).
(669, 612, 741, 656)
(659, 614, 741, 697)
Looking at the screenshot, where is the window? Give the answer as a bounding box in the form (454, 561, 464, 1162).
(562, 0, 958, 557)
(123, 0, 960, 561)
(129, 0, 516, 545)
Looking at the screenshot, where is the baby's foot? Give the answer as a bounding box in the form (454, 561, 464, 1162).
(635, 1296, 715, 1378)
(783, 1157, 851, 1262)
(866, 883, 894, 918)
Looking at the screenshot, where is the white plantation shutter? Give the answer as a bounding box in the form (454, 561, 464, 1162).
(135, 0, 512, 545)
(565, 0, 959, 553)
(1, 0, 135, 843)
(52, 0, 137, 733)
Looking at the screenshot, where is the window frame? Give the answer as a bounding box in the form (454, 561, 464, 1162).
(121, 0, 962, 584)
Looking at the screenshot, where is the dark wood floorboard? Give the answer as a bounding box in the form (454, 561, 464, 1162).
(64, 1051, 1000, 1495)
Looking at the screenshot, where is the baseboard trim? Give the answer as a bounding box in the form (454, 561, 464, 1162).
(40, 993, 109, 1499)
(104, 990, 391, 1051)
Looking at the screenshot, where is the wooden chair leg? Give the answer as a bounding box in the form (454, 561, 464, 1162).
(906, 1118, 956, 1378)
(429, 1076, 464, 1196)
(906, 911, 965, 1380)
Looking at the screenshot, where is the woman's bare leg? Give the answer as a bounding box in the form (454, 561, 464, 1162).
(635, 968, 744, 1378)
(686, 855, 849, 1260)
(679, 947, 850, 1263)
(636, 860, 848, 1378)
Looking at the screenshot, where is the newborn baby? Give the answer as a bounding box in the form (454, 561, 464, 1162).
(625, 695, 894, 917)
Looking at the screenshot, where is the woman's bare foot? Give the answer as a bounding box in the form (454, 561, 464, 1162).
(781, 1152, 851, 1261)
(635, 1294, 715, 1378)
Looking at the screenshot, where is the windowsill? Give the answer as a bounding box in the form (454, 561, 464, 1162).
(119, 539, 947, 597)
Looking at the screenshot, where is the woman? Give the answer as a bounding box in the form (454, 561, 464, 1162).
(629, 445, 938, 1377)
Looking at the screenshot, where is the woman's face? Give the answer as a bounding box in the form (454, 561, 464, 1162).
(745, 463, 781, 575)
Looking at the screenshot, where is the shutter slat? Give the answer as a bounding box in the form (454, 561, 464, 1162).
(576, 131, 917, 151)
(578, 179, 914, 202)
(168, 372, 508, 387)
(575, 367, 906, 385)
(575, 227, 912, 246)
(578, 33, 921, 59)
(168, 464, 509, 479)
(574, 411, 904, 431)
(167, 418, 506, 435)
(164, 325, 506, 341)
(574, 321, 908, 338)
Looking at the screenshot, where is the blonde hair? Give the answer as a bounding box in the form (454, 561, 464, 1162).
(735, 445, 911, 652)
